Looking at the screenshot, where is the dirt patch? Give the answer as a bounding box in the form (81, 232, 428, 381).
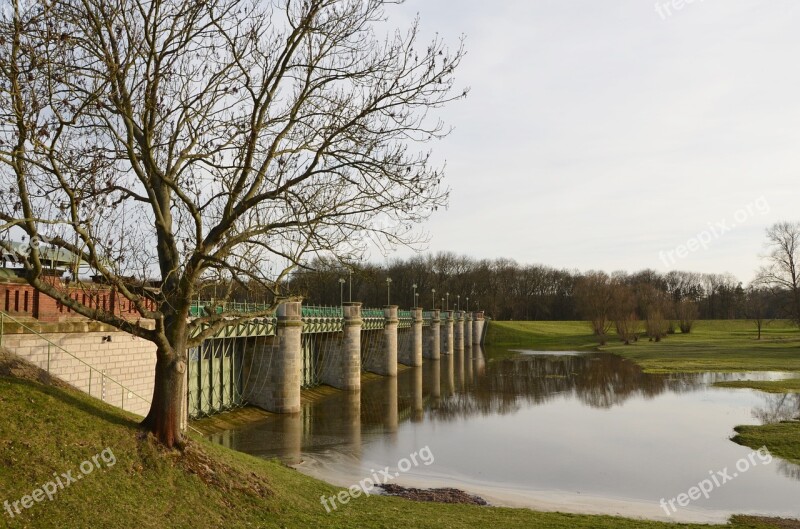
(379, 484, 488, 505)
(0, 348, 73, 389)
(172, 440, 272, 502)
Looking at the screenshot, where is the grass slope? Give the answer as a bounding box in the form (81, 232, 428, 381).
(487, 320, 800, 373)
(1, 354, 796, 528)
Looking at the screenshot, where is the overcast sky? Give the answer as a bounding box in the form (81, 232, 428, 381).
(376, 0, 800, 283)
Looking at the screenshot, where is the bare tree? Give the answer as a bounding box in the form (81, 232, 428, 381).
(756, 221, 800, 326)
(744, 286, 771, 340)
(675, 299, 698, 334)
(0, 0, 465, 446)
(574, 271, 614, 345)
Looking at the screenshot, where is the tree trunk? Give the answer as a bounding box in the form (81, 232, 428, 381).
(141, 349, 187, 448)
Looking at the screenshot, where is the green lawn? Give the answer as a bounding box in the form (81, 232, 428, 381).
(715, 379, 800, 393)
(487, 320, 800, 373)
(1, 358, 796, 528)
(733, 422, 800, 466)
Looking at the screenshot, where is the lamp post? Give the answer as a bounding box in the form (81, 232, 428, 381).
(457, 295, 460, 311)
(386, 277, 392, 305)
(339, 278, 345, 306)
(415, 292, 419, 307)
(446, 292, 450, 311)
(431, 288, 436, 310)
(466, 297, 470, 313)
(348, 268, 353, 302)
(412, 283, 417, 307)
(441, 297, 444, 311)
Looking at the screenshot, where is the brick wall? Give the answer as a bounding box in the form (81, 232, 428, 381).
(1, 330, 157, 417)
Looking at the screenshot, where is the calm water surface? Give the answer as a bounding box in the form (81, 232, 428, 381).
(208, 347, 800, 522)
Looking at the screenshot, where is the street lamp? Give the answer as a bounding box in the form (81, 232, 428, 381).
(457, 295, 460, 311)
(386, 277, 392, 305)
(412, 283, 417, 307)
(441, 297, 444, 311)
(466, 297, 470, 313)
(431, 288, 436, 309)
(339, 278, 346, 306)
(348, 268, 353, 302)
(446, 292, 450, 311)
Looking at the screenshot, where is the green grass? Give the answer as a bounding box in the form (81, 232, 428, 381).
(487, 320, 800, 373)
(715, 379, 800, 393)
(732, 422, 800, 466)
(2, 364, 797, 528)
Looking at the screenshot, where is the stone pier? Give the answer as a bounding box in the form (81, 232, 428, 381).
(248, 301, 302, 413)
(364, 305, 398, 376)
(320, 302, 362, 390)
(465, 313, 473, 349)
(454, 310, 465, 351)
(398, 308, 423, 367)
(472, 311, 485, 345)
(443, 310, 454, 355)
(423, 309, 441, 360)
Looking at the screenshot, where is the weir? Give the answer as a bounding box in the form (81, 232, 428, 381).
(187, 302, 487, 418)
(0, 296, 487, 420)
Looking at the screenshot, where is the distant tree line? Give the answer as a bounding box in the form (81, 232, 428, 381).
(287, 254, 777, 321)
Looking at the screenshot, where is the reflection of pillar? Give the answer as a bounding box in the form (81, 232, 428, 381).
(473, 346, 486, 378)
(465, 347, 473, 385)
(454, 310, 465, 351)
(321, 302, 362, 390)
(384, 375, 398, 434)
(444, 310, 454, 355)
(249, 301, 302, 413)
(411, 366, 424, 422)
(442, 353, 454, 397)
(278, 412, 303, 465)
(455, 346, 464, 390)
(465, 313, 473, 350)
(343, 390, 362, 458)
(472, 311, 485, 345)
(423, 309, 441, 360)
(429, 359, 441, 405)
(364, 305, 398, 376)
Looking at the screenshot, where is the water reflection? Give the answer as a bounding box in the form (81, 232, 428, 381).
(209, 347, 800, 522)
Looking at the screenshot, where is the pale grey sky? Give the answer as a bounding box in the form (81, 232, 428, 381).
(379, 0, 800, 283)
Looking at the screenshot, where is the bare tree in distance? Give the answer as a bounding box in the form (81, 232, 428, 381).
(675, 299, 699, 334)
(744, 286, 772, 340)
(574, 271, 614, 345)
(0, 0, 466, 447)
(756, 222, 800, 326)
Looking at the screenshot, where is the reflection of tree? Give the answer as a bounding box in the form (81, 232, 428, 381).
(751, 393, 800, 425)
(424, 353, 711, 422)
(777, 460, 800, 480)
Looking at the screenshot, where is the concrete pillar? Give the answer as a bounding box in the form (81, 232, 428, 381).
(423, 309, 441, 360)
(465, 313, 473, 349)
(444, 310, 454, 355)
(321, 302, 362, 391)
(250, 301, 302, 413)
(364, 305, 398, 376)
(472, 311, 485, 345)
(454, 310, 465, 351)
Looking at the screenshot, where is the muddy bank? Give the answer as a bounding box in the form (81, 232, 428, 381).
(379, 484, 488, 505)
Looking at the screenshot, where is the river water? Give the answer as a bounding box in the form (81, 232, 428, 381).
(207, 347, 800, 522)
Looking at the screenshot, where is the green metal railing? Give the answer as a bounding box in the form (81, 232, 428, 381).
(0, 310, 151, 413)
(301, 306, 343, 318)
(189, 300, 272, 317)
(361, 308, 385, 319)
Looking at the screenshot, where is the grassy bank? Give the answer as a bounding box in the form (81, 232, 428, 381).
(715, 379, 800, 393)
(1, 353, 796, 528)
(733, 422, 800, 466)
(487, 320, 800, 373)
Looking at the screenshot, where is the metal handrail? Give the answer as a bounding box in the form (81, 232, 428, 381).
(361, 308, 385, 319)
(0, 310, 151, 412)
(301, 306, 343, 318)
